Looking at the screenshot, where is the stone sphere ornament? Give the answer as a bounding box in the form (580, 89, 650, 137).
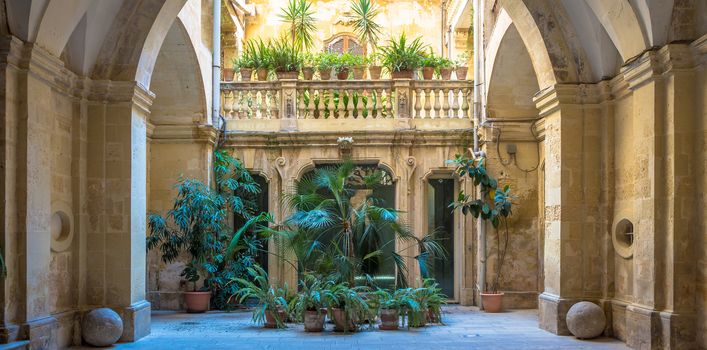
(82, 308, 124, 346)
(566, 301, 606, 339)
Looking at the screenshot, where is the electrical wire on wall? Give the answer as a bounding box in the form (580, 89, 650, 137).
(488, 122, 541, 173)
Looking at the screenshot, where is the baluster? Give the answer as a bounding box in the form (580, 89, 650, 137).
(423, 88, 432, 119)
(442, 88, 451, 118)
(385, 88, 393, 118)
(413, 88, 422, 118)
(298, 89, 307, 119)
(365, 90, 374, 119)
(316, 89, 326, 119)
(433, 88, 441, 118)
(337, 89, 346, 119)
(328, 89, 337, 119)
(244, 91, 253, 119)
(355, 90, 365, 118)
(346, 89, 355, 118)
(251, 91, 260, 119)
(307, 89, 316, 119)
(450, 88, 459, 119)
(460, 88, 470, 119)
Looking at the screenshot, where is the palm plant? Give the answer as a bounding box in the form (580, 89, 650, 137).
(269, 38, 303, 73)
(244, 39, 271, 69)
(379, 33, 427, 74)
(328, 282, 370, 332)
(233, 265, 288, 328)
(279, 0, 317, 51)
(349, 0, 382, 50)
(272, 162, 445, 288)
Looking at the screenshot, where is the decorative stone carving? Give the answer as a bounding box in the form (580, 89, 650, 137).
(82, 308, 124, 347)
(566, 302, 606, 339)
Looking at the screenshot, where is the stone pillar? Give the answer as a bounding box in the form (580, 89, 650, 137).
(393, 79, 412, 129)
(86, 81, 154, 342)
(534, 84, 604, 335)
(279, 80, 297, 131)
(620, 44, 699, 350)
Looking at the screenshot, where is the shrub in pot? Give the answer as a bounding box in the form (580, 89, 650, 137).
(315, 52, 337, 80)
(269, 38, 302, 80)
(437, 57, 454, 80)
(454, 51, 470, 80)
(234, 265, 289, 328)
(293, 275, 336, 332)
(372, 288, 420, 330)
(366, 54, 383, 80)
(450, 154, 514, 313)
(244, 39, 271, 81)
(233, 48, 256, 81)
(420, 53, 437, 80)
(422, 279, 446, 323)
(380, 33, 426, 79)
(301, 53, 315, 80)
(334, 53, 362, 80)
(328, 283, 369, 332)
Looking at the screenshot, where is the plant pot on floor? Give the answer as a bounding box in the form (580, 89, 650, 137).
(256, 68, 269, 81)
(222, 68, 235, 82)
(239, 68, 253, 81)
(421, 67, 435, 80)
(331, 308, 356, 332)
(439, 68, 453, 80)
(184, 291, 211, 313)
(408, 310, 427, 327)
(480, 292, 504, 313)
(302, 67, 314, 80)
(455, 66, 468, 80)
(391, 70, 414, 79)
(368, 66, 382, 80)
(379, 309, 399, 330)
(336, 68, 350, 80)
(304, 310, 326, 332)
(264, 310, 279, 328)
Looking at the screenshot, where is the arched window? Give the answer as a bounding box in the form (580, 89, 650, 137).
(324, 33, 365, 55)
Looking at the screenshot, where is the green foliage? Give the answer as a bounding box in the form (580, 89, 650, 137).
(379, 33, 428, 72)
(328, 282, 371, 332)
(269, 38, 303, 72)
(349, 0, 382, 48)
(279, 0, 317, 51)
(234, 265, 289, 328)
(292, 274, 338, 321)
(242, 39, 271, 69)
(334, 52, 365, 72)
(314, 51, 339, 71)
(448, 154, 514, 294)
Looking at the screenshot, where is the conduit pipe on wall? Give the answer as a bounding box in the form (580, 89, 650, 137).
(212, 0, 222, 128)
(471, 0, 487, 310)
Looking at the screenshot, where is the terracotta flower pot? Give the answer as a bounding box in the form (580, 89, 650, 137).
(391, 70, 414, 79)
(264, 310, 278, 328)
(256, 68, 269, 81)
(331, 308, 356, 332)
(481, 292, 504, 313)
(304, 310, 325, 332)
(379, 309, 399, 330)
(368, 66, 382, 80)
(276, 71, 298, 80)
(336, 67, 350, 80)
(352, 66, 365, 80)
(302, 67, 314, 80)
(455, 66, 468, 80)
(239, 68, 253, 81)
(422, 67, 435, 80)
(319, 68, 332, 80)
(184, 291, 211, 313)
(440, 68, 453, 80)
(222, 68, 235, 82)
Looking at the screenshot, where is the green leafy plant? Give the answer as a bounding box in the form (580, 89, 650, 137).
(314, 51, 338, 71)
(328, 282, 371, 332)
(379, 33, 428, 72)
(243, 39, 272, 70)
(449, 154, 514, 294)
(279, 0, 317, 51)
(269, 38, 303, 72)
(234, 265, 288, 328)
(334, 52, 365, 72)
(349, 0, 382, 50)
(292, 274, 337, 321)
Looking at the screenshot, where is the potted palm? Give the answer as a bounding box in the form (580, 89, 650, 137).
(247, 39, 271, 81)
(293, 275, 336, 332)
(422, 279, 446, 323)
(329, 283, 369, 332)
(380, 33, 426, 79)
(450, 154, 514, 313)
(234, 265, 288, 328)
(234, 45, 257, 81)
(279, 0, 316, 51)
(373, 289, 420, 330)
(270, 38, 302, 80)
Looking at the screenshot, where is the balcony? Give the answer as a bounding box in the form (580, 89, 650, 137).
(220, 79, 472, 133)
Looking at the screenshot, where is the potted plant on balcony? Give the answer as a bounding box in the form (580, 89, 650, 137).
(350, 54, 366, 79)
(301, 52, 315, 80)
(315, 52, 337, 80)
(438, 57, 454, 80)
(270, 38, 302, 80)
(420, 52, 437, 80)
(293, 275, 336, 332)
(449, 154, 514, 312)
(454, 51, 470, 80)
(234, 265, 289, 328)
(365, 53, 383, 79)
(233, 48, 256, 81)
(246, 39, 271, 81)
(380, 33, 426, 79)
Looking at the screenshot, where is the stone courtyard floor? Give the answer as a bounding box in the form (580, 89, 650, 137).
(73, 306, 629, 350)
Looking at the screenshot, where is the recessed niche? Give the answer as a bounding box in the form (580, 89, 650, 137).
(50, 210, 73, 252)
(613, 218, 634, 259)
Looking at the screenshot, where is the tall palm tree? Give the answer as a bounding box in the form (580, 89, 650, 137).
(270, 162, 445, 288)
(349, 0, 382, 51)
(279, 0, 317, 51)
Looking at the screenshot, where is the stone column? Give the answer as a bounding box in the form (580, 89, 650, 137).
(86, 81, 154, 342)
(279, 80, 297, 131)
(534, 84, 604, 335)
(620, 43, 699, 350)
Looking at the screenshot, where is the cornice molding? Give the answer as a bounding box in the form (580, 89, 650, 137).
(621, 45, 695, 90)
(86, 80, 155, 114)
(532, 83, 610, 118)
(149, 124, 217, 145)
(690, 33, 707, 67)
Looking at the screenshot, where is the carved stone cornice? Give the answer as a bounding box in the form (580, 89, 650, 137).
(690, 33, 707, 67)
(621, 44, 695, 90)
(149, 124, 217, 145)
(533, 83, 610, 118)
(86, 80, 155, 114)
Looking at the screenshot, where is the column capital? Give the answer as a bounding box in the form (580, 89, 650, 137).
(621, 44, 695, 90)
(533, 83, 610, 118)
(87, 80, 155, 114)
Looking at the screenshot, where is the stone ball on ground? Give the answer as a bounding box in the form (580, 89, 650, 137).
(82, 308, 124, 347)
(566, 301, 606, 339)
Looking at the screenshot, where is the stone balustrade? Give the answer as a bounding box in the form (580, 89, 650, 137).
(221, 79, 472, 132)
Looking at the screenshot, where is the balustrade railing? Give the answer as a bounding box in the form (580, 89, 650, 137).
(221, 79, 471, 131)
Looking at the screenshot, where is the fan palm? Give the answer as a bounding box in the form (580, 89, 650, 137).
(278, 0, 317, 51)
(349, 0, 382, 50)
(270, 162, 446, 288)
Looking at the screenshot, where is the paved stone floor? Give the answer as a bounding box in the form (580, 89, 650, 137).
(73, 306, 629, 349)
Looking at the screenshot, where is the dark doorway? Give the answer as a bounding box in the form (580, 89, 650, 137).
(234, 174, 269, 273)
(427, 178, 455, 298)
